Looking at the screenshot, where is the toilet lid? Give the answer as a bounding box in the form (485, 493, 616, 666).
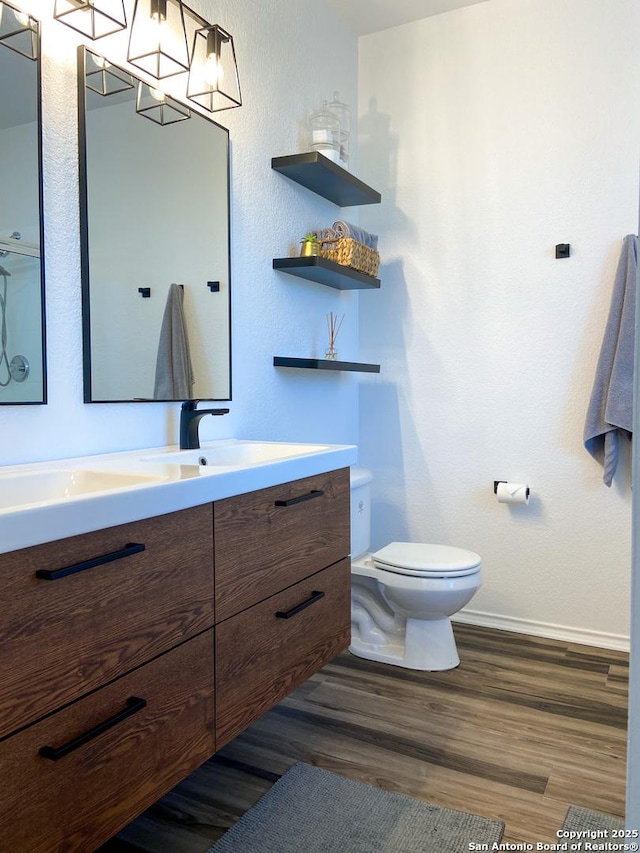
(371, 542, 481, 576)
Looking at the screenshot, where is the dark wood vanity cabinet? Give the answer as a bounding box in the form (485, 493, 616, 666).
(2, 632, 216, 853)
(214, 469, 350, 619)
(216, 558, 350, 748)
(215, 467, 351, 746)
(0, 504, 216, 853)
(0, 467, 350, 852)
(0, 504, 215, 739)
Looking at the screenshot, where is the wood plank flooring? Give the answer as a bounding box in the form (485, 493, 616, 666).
(99, 624, 628, 852)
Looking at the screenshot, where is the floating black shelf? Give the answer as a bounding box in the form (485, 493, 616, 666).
(271, 153, 381, 207)
(274, 357, 380, 374)
(273, 256, 380, 291)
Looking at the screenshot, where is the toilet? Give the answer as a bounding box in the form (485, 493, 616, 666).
(350, 467, 482, 671)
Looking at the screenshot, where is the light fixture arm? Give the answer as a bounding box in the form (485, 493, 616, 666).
(150, 0, 166, 23)
(206, 26, 226, 59)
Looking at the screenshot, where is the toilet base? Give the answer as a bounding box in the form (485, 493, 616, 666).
(350, 616, 461, 672)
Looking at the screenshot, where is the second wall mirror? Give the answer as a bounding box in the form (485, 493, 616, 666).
(78, 47, 231, 403)
(0, 4, 46, 405)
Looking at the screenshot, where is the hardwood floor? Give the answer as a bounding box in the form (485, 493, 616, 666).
(99, 624, 628, 852)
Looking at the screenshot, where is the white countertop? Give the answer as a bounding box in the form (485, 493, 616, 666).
(0, 439, 357, 555)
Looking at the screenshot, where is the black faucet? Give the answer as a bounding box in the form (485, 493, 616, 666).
(180, 400, 229, 450)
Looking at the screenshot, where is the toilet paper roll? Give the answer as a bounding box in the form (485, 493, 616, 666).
(496, 482, 530, 505)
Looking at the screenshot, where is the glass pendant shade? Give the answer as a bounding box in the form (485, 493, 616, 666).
(128, 0, 190, 79)
(136, 81, 190, 125)
(85, 51, 134, 96)
(0, 2, 38, 59)
(53, 0, 126, 40)
(187, 25, 241, 113)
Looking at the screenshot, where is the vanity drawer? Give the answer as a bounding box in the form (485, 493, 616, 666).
(0, 503, 214, 738)
(214, 468, 350, 621)
(0, 630, 215, 853)
(215, 558, 350, 748)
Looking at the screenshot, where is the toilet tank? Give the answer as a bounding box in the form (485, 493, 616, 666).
(350, 467, 372, 558)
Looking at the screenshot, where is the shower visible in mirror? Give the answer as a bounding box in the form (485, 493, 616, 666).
(0, 4, 46, 405)
(78, 46, 231, 403)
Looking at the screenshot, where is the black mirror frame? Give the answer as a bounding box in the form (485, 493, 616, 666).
(0, 12, 47, 406)
(77, 45, 232, 404)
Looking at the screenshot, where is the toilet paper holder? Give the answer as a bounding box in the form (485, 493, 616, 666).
(494, 480, 530, 498)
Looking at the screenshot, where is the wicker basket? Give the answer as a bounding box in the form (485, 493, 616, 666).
(320, 237, 380, 277)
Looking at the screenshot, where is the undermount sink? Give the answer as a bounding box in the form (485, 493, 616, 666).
(0, 468, 165, 511)
(141, 440, 332, 469)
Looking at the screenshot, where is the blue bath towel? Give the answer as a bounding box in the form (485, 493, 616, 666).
(584, 235, 638, 485)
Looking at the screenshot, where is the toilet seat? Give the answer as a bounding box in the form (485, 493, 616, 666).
(371, 542, 481, 578)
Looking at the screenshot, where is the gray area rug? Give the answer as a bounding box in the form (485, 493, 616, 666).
(563, 805, 625, 834)
(208, 763, 504, 853)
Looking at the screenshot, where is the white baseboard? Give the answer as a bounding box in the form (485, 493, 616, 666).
(452, 608, 630, 652)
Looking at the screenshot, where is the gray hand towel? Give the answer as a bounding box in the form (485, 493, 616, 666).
(333, 219, 379, 250)
(584, 234, 638, 485)
(153, 283, 194, 400)
(315, 227, 338, 243)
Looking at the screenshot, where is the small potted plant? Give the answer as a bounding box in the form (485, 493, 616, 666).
(300, 233, 320, 257)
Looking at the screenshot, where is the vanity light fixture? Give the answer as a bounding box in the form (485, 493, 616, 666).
(85, 50, 134, 95)
(127, 0, 190, 79)
(135, 80, 191, 125)
(0, 1, 38, 59)
(187, 24, 241, 112)
(53, 0, 126, 40)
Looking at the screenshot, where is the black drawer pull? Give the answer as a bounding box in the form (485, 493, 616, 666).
(274, 489, 324, 508)
(35, 542, 146, 581)
(276, 590, 325, 619)
(39, 696, 147, 761)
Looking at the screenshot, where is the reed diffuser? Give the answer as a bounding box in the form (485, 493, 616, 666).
(325, 311, 344, 360)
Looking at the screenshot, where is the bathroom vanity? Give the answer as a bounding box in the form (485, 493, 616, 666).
(0, 444, 353, 851)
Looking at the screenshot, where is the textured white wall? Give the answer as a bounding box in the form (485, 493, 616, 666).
(358, 0, 640, 645)
(0, 0, 359, 463)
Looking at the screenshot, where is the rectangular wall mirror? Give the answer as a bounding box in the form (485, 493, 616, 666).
(0, 3, 46, 405)
(78, 47, 231, 403)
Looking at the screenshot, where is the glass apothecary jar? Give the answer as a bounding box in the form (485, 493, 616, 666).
(308, 101, 340, 163)
(328, 91, 350, 167)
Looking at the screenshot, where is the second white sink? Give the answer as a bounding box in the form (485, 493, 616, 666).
(0, 469, 166, 511)
(141, 440, 331, 469)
